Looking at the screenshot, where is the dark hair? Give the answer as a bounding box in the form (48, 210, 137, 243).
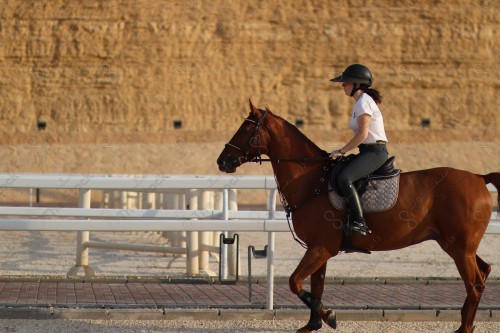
(363, 87, 383, 105)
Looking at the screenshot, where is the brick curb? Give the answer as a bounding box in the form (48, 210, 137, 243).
(0, 308, 497, 322)
(0, 275, 498, 284)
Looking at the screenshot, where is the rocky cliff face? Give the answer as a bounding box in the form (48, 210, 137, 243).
(0, 1, 497, 143)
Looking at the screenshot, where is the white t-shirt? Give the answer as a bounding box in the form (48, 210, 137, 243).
(349, 93, 388, 144)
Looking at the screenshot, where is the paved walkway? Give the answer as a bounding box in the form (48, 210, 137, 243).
(0, 278, 498, 310)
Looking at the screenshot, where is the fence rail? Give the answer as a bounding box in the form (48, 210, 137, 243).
(0, 174, 498, 310)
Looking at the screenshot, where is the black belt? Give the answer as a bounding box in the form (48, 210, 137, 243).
(358, 142, 387, 152)
(362, 140, 387, 145)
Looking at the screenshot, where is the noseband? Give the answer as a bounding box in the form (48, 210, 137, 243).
(224, 109, 268, 165)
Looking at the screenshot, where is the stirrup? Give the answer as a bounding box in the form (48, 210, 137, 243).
(350, 222, 371, 236)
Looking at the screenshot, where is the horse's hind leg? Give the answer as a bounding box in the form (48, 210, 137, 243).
(289, 247, 331, 333)
(438, 240, 485, 333)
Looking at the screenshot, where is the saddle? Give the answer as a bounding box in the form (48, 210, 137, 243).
(328, 156, 402, 254)
(328, 155, 401, 213)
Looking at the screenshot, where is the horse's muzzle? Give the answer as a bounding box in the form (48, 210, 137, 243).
(217, 156, 237, 173)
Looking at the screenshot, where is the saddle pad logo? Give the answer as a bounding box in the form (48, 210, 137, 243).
(328, 175, 400, 213)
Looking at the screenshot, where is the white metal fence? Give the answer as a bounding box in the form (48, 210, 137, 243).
(0, 174, 498, 310)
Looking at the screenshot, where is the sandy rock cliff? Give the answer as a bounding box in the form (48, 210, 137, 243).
(0, 0, 497, 143)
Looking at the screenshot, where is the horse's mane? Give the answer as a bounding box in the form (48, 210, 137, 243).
(273, 112, 329, 157)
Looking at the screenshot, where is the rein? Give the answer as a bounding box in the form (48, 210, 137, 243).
(277, 161, 333, 249)
(249, 156, 330, 164)
(255, 154, 334, 249)
(247, 144, 331, 250)
(224, 109, 333, 249)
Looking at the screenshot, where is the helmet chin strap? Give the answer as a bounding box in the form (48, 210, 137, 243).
(350, 83, 369, 97)
(350, 83, 361, 97)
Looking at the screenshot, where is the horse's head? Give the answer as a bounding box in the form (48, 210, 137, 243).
(217, 100, 270, 173)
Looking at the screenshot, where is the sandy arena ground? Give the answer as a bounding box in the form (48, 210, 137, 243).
(0, 319, 499, 333)
(0, 231, 498, 279)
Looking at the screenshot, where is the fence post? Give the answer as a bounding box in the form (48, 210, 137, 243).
(186, 189, 199, 275)
(102, 190, 110, 208)
(198, 190, 217, 276)
(198, 190, 210, 275)
(220, 189, 229, 279)
(228, 189, 239, 277)
(213, 191, 223, 260)
(266, 189, 277, 310)
(266, 231, 275, 310)
(178, 193, 187, 256)
(67, 188, 95, 277)
(164, 193, 185, 257)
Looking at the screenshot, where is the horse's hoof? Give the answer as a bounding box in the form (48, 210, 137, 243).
(296, 326, 312, 333)
(295, 323, 322, 333)
(325, 309, 337, 329)
(452, 326, 474, 333)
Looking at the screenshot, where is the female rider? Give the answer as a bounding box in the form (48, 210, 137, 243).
(330, 64, 389, 236)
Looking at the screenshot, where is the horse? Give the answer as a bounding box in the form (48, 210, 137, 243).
(217, 100, 498, 333)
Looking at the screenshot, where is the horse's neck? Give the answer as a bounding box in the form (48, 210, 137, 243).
(266, 120, 326, 205)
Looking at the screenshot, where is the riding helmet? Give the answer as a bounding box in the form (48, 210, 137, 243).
(330, 64, 373, 86)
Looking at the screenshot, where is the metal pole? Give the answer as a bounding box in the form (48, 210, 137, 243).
(266, 189, 277, 310)
(186, 189, 199, 275)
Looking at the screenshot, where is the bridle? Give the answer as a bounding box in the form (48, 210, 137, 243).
(224, 109, 268, 166)
(224, 109, 329, 165)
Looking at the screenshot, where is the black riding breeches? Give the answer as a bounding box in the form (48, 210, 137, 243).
(336, 144, 389, 197)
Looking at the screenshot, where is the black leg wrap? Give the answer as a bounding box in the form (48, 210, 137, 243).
(298, 290, 322, 330)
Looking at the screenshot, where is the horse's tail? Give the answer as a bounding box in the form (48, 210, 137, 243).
(483, 173, 500, 210)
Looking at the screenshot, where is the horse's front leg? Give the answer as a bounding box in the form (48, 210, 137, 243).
(311, 263, 338, 330)
(289, 247, 331, 333)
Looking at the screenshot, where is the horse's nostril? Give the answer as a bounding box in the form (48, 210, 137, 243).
(217, 157, 225, 166)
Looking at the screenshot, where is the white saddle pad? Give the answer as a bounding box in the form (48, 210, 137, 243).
(328, 174, 401, 213)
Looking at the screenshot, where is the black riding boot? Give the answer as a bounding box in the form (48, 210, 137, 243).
(344, 183, 371, 236)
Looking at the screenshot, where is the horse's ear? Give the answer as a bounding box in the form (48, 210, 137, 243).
(248, 99, 259, 117)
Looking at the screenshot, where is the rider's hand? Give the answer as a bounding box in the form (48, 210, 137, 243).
(330, 149, 345, 159)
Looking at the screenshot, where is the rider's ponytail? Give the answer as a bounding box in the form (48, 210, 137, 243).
(363, 87, 383, 105)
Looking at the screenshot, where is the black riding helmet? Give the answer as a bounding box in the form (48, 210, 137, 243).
(330, 64, 373, 85)
(330, 64, 373, 96)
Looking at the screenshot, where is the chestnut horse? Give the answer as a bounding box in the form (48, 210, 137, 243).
(217, 101, 498, 333)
